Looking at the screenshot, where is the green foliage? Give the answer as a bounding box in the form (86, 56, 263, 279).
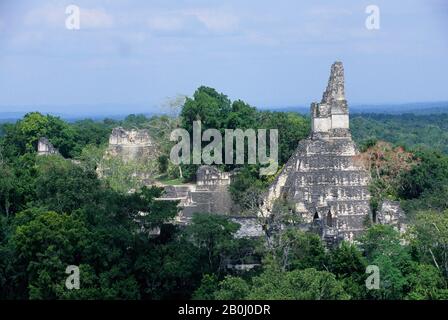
(328, 242, 368, 299)
(192, 274, 219, 300)
(359, 225, 415, 299)
(269, 229, 326, 272)
(181, 86, 231, 134)
(352, 113, 448, 154)
(228, 166, 267, 211)
(1, 112, 75, 158)
(99, 157, 158, 193)
(258, 111, 310, 164)
(0, 163, 17, 217)
(185, 213, 240, 275)
(157, 155, 169, 173)
(3, 93, 448, 300)
(248, 266, 349, 300)
(399, 149, 448, 199)
(34, 156, 101, 213)
(214, 276, 250, 300)
(179, 87, 309, 182)
(409, 211, 448, 278)
(406, 264, 447, 300)
(12, 209, 91, 299)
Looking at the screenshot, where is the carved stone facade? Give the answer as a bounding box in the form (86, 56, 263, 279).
(106, 127, 158, 162)
(261, 61, 371, 243)
(159, 165, 264, 238)
(376, 200, 407, 234)
(162, 166, 236, 223)
(37, 137, 58, 156)
(311, 61, 350, 139)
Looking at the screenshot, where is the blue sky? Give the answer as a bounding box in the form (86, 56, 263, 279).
(0, 0, 447, 115)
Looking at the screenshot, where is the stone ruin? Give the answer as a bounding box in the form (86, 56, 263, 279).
(162, 166, 235, 221)
(139, 62, 407, 245)
(376, 200, 407, 234)
(157, 62, 407, 244)
(106, 127, 159, 162)
(37, 137, 59, 156)
(97, 127, 160, 186)
(261, 61, 372, 245)
(159, 165, 263, 238)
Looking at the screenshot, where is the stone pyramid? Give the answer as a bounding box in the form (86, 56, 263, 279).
(261, 62, 371, 243)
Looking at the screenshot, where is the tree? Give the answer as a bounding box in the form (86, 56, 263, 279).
(192, 274, 219, 300)
(229, 165, 266, 212)
(359, 225, 413, 299)
(157, 155, 169, 173)
(406, 264, 448, 300)
(399, 149, 448, 200)
(268, 228, 326, 272)
(409, 211, 448, 278)
(356, 141, 416, 214)
(248, 266, 349, 300)
(0, 163, 17, 217)
(34, 156, 101, 214)
(181, 86, 231, 134)
(185, 214, 240, 276)
(214, 276, 250, 300)
(258, 111, 309, 165)
(328, 241, 367, 299)
(11, 209, 91, 299)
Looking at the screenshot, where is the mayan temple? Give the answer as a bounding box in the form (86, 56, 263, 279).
(261, 61, 371, 244)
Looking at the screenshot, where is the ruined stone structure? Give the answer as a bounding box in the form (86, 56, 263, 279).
(97, 127, 160, 186)
(106, 127, 158, 162)
(376, 200, 407, 234)
(160, 165, 263, 237)
(37, 137, 58, 156)
(261, 62, 371, 244)
(163, 166, 235, 221)
(155, 62, 406, 244)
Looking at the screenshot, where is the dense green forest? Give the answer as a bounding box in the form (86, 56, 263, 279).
(1, 87, 448, 300)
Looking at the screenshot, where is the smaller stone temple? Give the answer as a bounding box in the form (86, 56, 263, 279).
(37, 137, 59, 156)
(160, 165, 263, 238)
(163, 166, 235, 221)
(376, 200, 407, 234)
(106, 127, 159, 162)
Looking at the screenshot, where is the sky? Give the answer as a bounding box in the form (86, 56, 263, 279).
(0, 0, 447, 115)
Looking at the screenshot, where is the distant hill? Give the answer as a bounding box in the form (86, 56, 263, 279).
(265, 101, 448, 115)
(1, 101, 448, 123)
(0, 111, 155, 123)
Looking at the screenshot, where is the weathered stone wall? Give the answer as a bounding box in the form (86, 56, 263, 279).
(231, 217, 264, 238)
(160, 166, 238, 224)
(106, 127, 158, 163)
(311, 61, 350, 138)
(376, 200, 407, 234)
(37, 137, 58, 156)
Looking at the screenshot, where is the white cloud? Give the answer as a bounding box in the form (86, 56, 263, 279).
(306, 5, 353, 18)
(81, 8, 114, 29)
(24, 5, 63, 27)
(8, 31, 45, 48)
(146, 8, 239, 34)
(185, 9, 239, 33)
(147, 15, 184, 31)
